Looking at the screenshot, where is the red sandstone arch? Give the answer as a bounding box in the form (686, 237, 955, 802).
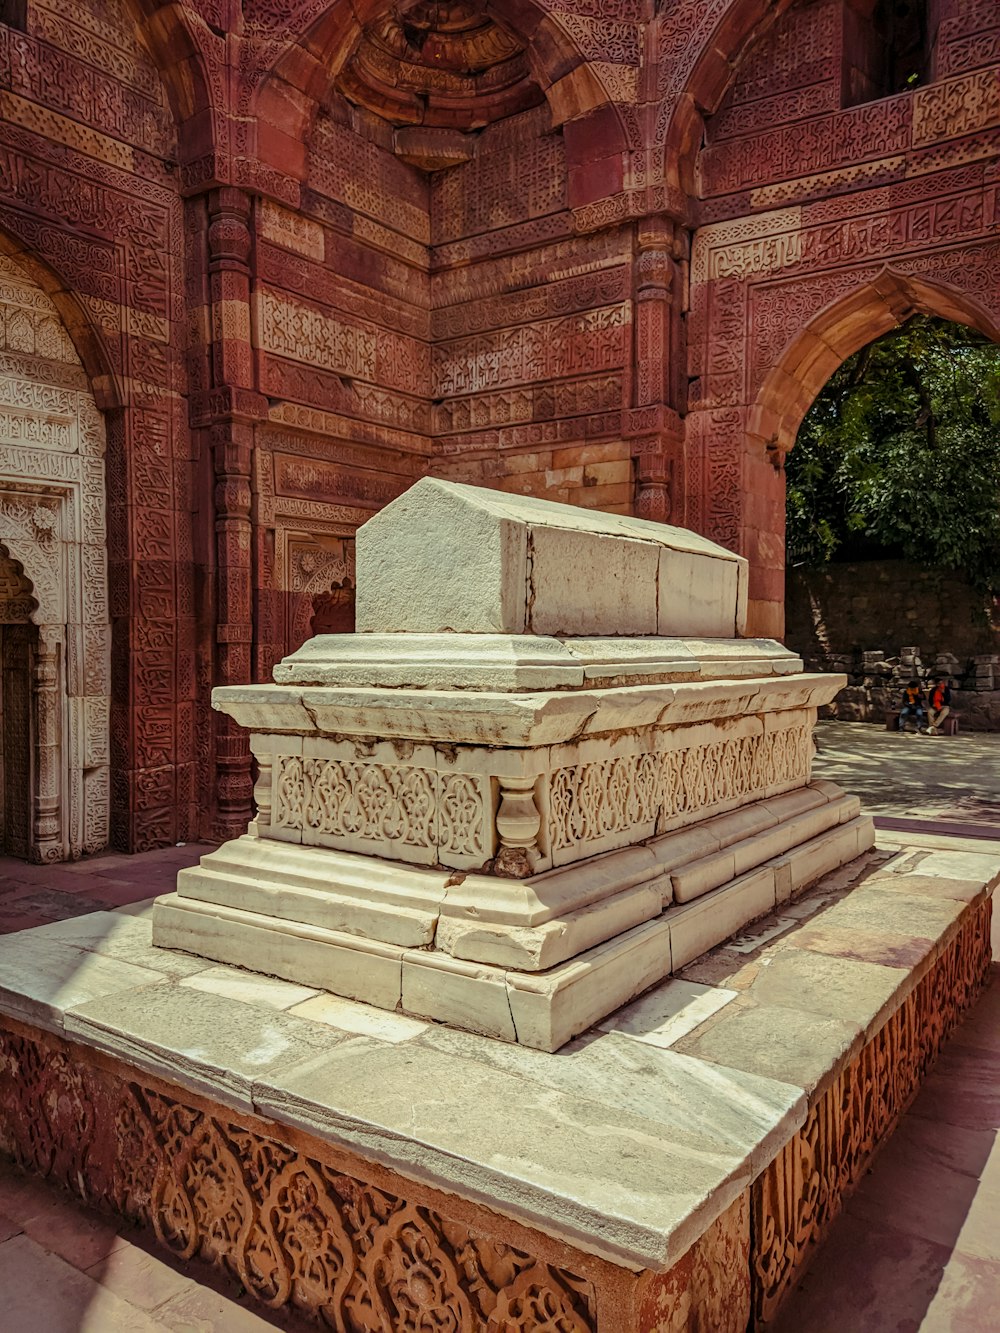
(124, 0, 217, 170)
(748, 269, 1000, 459)
(0, 233, 122, 411)
(253, 0, 628, 184)
(658, 0, 799, 192)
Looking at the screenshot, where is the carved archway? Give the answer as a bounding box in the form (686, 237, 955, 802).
(749, 269, 1000, 459)
(0, 251, 110, 861)
(285, 534, 356, 653)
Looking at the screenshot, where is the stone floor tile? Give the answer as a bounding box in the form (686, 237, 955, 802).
(26, 912, 213, 978)
(16, 1188, 131, 1270)
(88, 879, 173, 908)
(885, 1113, 997, 1183)
(0, 1208, 22, 1243)
(0, 935, 168, 1034)
(0, 1158, 67, 1217)
(908, 1047, 1000, 1132)
(672, 998, 863, 1098)
(0, 1232, 170, 1333)
(812, 720, 1000, 828)
(742, 948, 910, 1038)
(289, 991, 429, 1041)
(153, 1282, 294, 1331)
(0, 912, 58, 933)
(790, 920, 933, 971)
(597, 976, 739, 1047)
(255, 1038, 753, 1270)
(86, 1242, 200, 1314)
(843, 1141, 1000, 1263)
(114, 897, 160, 918)
(66, 982, 360, 1113)
(771, 1216, 955, 1333)
(10, 889, 106, 919)
(916, 1250, 1000, 1333)
(179, 965, 319, 1010)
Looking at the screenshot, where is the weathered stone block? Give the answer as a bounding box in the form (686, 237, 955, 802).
(354, 478, 748, 638)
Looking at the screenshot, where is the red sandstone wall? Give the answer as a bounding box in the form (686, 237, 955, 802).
(0, 0, 196, 851)
(0, 0, 997, 848)
(428, 106, 635, 510)
(688, 0, 1000, 637)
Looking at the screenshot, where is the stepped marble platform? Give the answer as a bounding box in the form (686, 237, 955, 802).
(0, 841, 995, 1330)
(153, 480, 875, 1049)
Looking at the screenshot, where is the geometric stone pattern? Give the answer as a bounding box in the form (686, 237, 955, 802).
(2, 0, 996, 846)
(751, 898, 994, 1325)
(273, 755, 489, 863)
(548, 724, 810, 857)
(264, 721, 812, 871)
(0, 1024, 598, 1333)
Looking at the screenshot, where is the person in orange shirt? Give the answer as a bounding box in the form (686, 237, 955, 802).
(897, 679, 927, 734)
(926, 676, 952, 736)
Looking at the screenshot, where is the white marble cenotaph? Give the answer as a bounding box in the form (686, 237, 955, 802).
(153, 479, 873, 1050)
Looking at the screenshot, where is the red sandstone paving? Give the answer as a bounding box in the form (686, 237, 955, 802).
(0, 844, 208, 939)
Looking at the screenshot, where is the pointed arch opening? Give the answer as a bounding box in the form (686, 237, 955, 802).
(748, 269, 1000, 462)
(0, 248, 111, 862)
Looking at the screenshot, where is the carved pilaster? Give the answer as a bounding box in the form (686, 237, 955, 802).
(494, 775, 541, 879)
(250, 748, 272, 835)
(629, 219, 689, 522)
(204, 187, 260, 840)
(635, 219, 676, 409)
(32, 628, 62, 863)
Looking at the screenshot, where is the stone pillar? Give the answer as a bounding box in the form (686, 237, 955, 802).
(32, 627, 62, 863)
(202, 188, 265, 839)
(630, 219, 688, 523)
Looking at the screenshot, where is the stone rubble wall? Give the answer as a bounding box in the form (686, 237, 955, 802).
(786, 562, 1000, 730)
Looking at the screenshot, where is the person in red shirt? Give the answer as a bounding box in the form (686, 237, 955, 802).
(926, 677, 952, 736)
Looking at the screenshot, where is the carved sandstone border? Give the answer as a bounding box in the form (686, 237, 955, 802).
(750, 899, 994, 1325)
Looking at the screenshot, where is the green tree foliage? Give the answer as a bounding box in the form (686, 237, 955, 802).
(786, 316, 1000, 588)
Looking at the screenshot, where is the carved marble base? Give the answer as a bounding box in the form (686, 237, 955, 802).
(154, 786, 874, 1051)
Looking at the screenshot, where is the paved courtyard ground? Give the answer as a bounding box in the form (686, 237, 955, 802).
(814, 719, 1000, 834)
(0, 721, 997, 1330)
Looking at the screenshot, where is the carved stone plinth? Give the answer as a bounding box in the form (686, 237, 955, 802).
(154, 481, 874, 1048)
(0, 846, 995, 1331)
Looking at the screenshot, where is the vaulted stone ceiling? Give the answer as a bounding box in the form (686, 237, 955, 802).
(336, 0, 543, 132)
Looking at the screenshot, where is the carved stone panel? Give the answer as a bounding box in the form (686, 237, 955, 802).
(0, 252, 109, 860)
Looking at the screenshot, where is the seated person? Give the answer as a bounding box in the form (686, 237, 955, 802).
(897, 679, 927, 733)
(926, 676, 952, 735)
